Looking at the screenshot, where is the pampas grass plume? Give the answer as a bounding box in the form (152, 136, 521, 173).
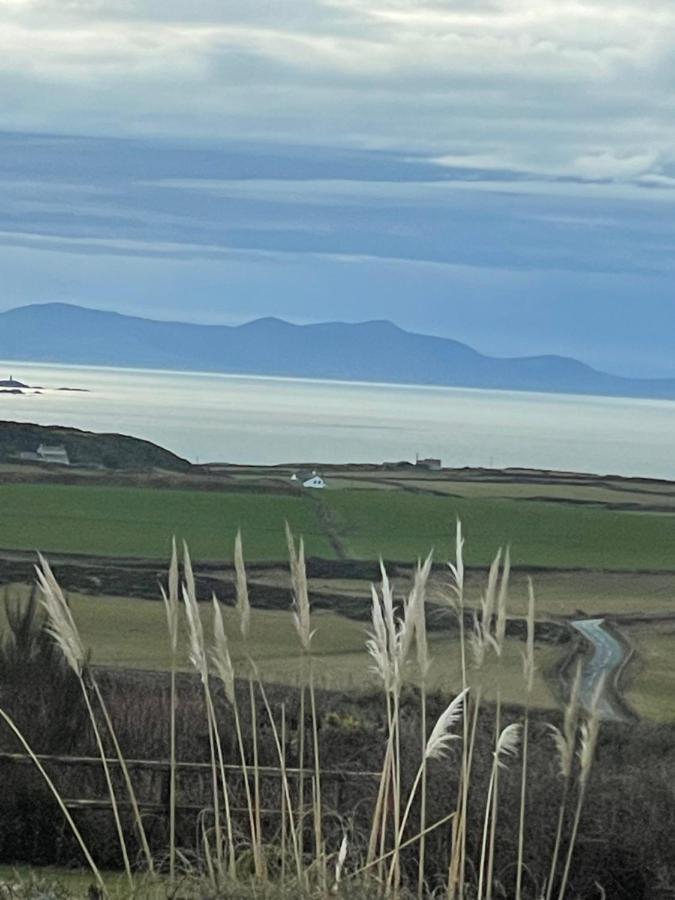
(425, 688, 469, 760)
(211, 595, 235, 705)
(234, 529, 251, 642)
(495, 722, 522, 768)
(35, 554, 86, 675)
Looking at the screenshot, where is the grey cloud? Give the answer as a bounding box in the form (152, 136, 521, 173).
(0, 0, 673, 181)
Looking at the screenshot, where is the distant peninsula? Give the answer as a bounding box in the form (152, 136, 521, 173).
(0, 373, 88, 395)
(2, 302, 675, 402)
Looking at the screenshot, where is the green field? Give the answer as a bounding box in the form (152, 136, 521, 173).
(4, 480, 675, 569)
(323, 490, 675, 568)
(1, 476, 674, 722)
(440, 570, 675, 618)
(2, 586, 562, 709)
(623, 622, 675, 722)
(0, 483, 333, 560)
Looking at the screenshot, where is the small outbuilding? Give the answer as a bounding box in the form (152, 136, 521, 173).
(415, 456, 442, 471)
(36, 444, 70, 465)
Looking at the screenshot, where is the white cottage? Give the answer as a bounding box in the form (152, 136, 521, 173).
(36, 444, 70, 465)
(302, 472, 326, 489)
(290, 469, 326, 489)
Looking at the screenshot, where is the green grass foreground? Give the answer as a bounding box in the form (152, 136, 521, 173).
(4, 480, 675, 568)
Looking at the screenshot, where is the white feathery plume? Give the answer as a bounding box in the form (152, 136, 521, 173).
(211, 595, 235, 705)
(182, 540, 196, 606)
(234, 529, 250, 642)
(548, 726, 568, 778)
(578, 678, 603, 785)
(398, 584, 417, 670)
(447, 519, 465, 604)
(482, 549, 503, 625)
(182, 559, 207, 683)
(425, 688, 469, 761)
(334, 833, 348, 888)
(521, 577, 536, 693)
(578, 716, 599, 786)
(161, 537, 179, 654)
(470, 609, 486, 669)
(36, 554, 86, 675)
(494, 546, 511, 655)
(379, 558, 397, 656)
(286, 524, 314, 652)
(549, 662, 583, 777)
(367, 561, 420, 692)
(494, 723, 522, 769)
(168, 536, 179, 606)
(413, 551, 433, 679)
(366, 583, 391, 691)
(469, 546, 509, 667)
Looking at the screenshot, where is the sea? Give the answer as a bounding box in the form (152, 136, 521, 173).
(2, 360, 675, 480)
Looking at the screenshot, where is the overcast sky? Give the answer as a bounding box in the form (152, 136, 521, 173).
(2, 0, 675, 376)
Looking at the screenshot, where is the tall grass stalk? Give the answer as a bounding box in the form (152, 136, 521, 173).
(486, 548, 510, 900)
(447, 520, 467, 900)
(286, 525, 311, 868)
(248, 679, 264, 874)
(280, 702, 288, 884)
(413, 552, 433, 897)
(545, 663, 582, 900)
(181, 545, 235, 880)
(309, 656, 325, 889)
(90, 678, 154, 873)
(233, 530, 265, 879)
(211, 594, 263, 879)
(366, 559, 416, 896)
(556, 683, 602, 900)
(253, 666, 303, 882)
(36, 557, 133, 888)
(354, 810, 458, 881)
(394, 689, 468, 854)
(453, 546, 503, 900)
(287, 523, 325, 884)
(366, 687, 394, 876)
(0, 706, 106, 894)
(515, 578, 537, 900)
(477, 723, 521, 900)
(160, 538, 179, 884)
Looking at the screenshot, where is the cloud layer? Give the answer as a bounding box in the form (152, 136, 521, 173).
(2, 0, 675, 179)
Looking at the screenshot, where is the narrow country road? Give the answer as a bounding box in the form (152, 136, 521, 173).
(571, 618, 628, 721)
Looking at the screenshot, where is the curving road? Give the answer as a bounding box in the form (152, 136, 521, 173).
(571, 618, 627, 721)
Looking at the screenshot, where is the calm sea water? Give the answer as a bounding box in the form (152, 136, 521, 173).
(2, 360, 675, 479)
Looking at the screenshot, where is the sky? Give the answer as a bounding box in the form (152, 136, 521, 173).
(1, 0, 675, 377)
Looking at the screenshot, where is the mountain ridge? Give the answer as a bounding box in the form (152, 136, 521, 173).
(1, 302, 674, 401)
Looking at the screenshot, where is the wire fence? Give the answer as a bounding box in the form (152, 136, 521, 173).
(0, 750, 380, 815)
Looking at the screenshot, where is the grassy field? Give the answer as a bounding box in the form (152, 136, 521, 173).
(7, 584, 674, 720)
(433, 570, 675, 618)
(1, 586, 561, 708)
(323, 489, 675, 568)
(4, 479, 675, 569)
(623, 621, 675, 722)
(0, 483, 333, 560)
(1, 474, 673, 722)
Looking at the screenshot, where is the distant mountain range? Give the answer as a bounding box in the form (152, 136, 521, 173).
(2, 302, 675, 401)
